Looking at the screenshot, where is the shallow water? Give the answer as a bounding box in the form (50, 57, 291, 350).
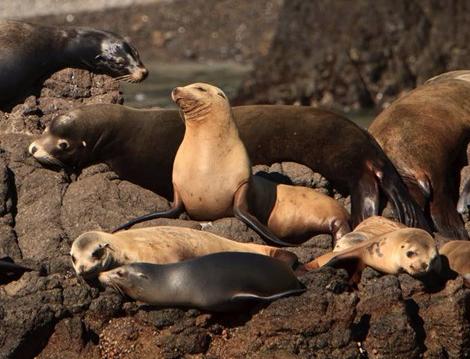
(121, 61, 375, 128)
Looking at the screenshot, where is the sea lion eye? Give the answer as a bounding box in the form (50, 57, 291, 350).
(57, 139, 70, 151)
(217, 92, 226, 99)
(196, 86, 207, 92)
(406, 250, 417, 258)
(116, 270, 125, 277)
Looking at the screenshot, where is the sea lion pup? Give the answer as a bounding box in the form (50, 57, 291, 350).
(112, 83, 351, 245)
(333, 216, 405, 252)
(0, 20, 147, 107)
(70, 226, 298, 278)
(98, 252, 306, 312)
(300, 228, 440, 283)
(439, 241, 470, 286)
(29, 104, 428, 231)
(369, 70, 470, 239)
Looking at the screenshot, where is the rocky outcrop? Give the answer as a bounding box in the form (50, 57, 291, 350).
(1, 69, 470, 358)
(236, 0, 470, 111)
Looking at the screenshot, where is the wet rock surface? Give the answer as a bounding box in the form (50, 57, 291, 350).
(1, 70, 470, 359)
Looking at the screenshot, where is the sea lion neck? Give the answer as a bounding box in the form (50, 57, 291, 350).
(183, 106, 236, 138)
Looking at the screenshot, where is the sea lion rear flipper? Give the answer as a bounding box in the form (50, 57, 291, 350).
(233, 183, 296, 247)
(111, 187, 184, 233)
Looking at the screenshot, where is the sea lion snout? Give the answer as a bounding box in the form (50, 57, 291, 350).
(171, 87, 182, 101)
(130, 67, 148, 82)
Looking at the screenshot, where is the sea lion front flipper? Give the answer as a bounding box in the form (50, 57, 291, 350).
(0, 257, 32, 284)
(350, 169, 380, 227)
(111, 186, 184, 233)
(233, 183, 296, 247)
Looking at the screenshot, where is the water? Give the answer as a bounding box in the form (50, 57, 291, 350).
(121, 61, 375, 127)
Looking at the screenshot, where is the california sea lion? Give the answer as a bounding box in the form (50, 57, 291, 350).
(369, 70, 470, 239)
(439, 240, 470, 286)
(112, 83, 350, 246)
(0, 257, 32, 284)
(70, 226, 298, 278)
(248, 175, 351, 243)
(334, 216, 405, 252)
(0, 20, 147, 107)
(98, 252, 306, 312)
(301, 227, 440, 282)
(29, 102, 428, 230)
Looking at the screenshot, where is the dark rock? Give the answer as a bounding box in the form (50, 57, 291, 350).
(236, 0, 470, 112)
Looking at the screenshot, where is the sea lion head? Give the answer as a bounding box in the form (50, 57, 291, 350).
(70, 232, 116, 278)
(393, 228, 440, 276)
(69, 28, 148, 82)
(171, 82, 229, 121)
(98, 264, 150, 299)
(29, 112, 90, 168)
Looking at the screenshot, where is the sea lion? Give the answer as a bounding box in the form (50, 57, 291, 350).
(112, 83, 351, 246)
(0, 257, 32, 284)
(439, 240, 470, 286)
(70, 226, 298, 278)
(29, 102, 428, 230)
(248, 175, 351, 243)
(0, 20, 147, 107)
(333, 216, 405, 252)
(301, 227, 440, 283)
(369, 70, 470, 239)
(98, 251, 306, 312)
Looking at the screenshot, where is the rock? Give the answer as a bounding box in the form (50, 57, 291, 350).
(2, 56, 470, 359)
(236, 0, 470, 112)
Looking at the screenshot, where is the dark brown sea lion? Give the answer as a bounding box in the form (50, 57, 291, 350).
(29, 103, 429, 231)
(0, 20, 147, 108)
(369, 70, 470, 239)
(98, 252, 306, 312)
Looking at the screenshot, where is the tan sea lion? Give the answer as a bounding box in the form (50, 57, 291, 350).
(70, 226, 298, 278)
(369, 70, 470, 239)
(439, 240, 470, 286)
(112, 83, 351, 245)
(301, 227, 440, 282)
(98, 252, 306, 312)
(29, 102, 429, 231)
(333, 216, 405, 252)
(0, 20, 147, 108)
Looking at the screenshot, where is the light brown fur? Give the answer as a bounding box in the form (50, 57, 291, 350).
(302, 227, 439, 280)
(266, 181, 350, 242)
(439, 240, 470, 284)
(70, 226, 297, 278)
(334, 216, 405, 251)
(172, 83, 251, 220)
